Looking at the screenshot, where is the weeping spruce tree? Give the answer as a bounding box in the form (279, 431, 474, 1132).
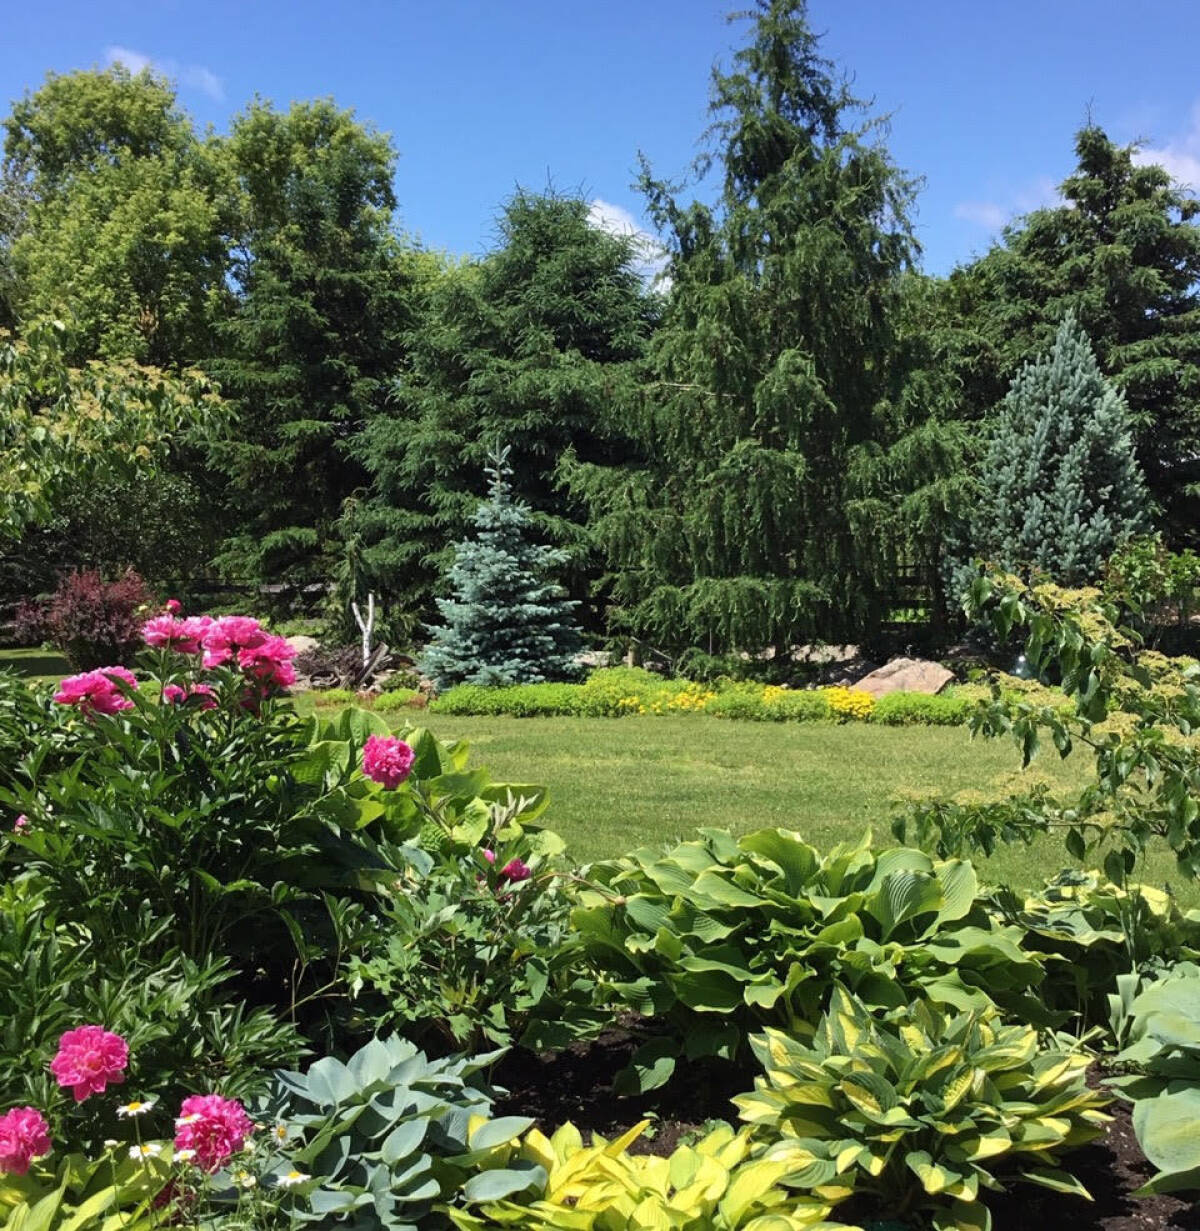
(566, 0, 917, 658)
(970, 312, 1149, 584)
(420, 446, 583, 689)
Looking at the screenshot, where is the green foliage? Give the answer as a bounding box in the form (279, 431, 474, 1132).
(0, 318, 226, 541)
(737, 987, 1109, 1229)
(210, 98, 414, 586)
(566, 0, 919, 655)
(0, 1143, 170, 1231)
(968, 312, 1149, 585)
(4, 66, 232, 366)
(988, 871, 1200, 1033)
(420, 447, 583, 690)
(355, 189, 653, 617)
(962, 124, 1200, 537)
(901, 570, 1200, 879)
(0, 874, 303, 1145)
(345, 802, 602, 1054)
(869, 691, 973, 727)
(1103, 533, 1200, 643)
(449, 1121, 832, 1231)
(573, 828, 1046, 1091)
(1109, 964, 1200, 1193)
(263, 1035, 542, 1229)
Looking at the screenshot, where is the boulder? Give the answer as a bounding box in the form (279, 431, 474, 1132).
(286, 634, 320, 657)
(854, 656, 954, 699)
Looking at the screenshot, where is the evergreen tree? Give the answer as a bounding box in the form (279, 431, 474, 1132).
(355, 188, 654, 618)
(962, 124, 1200, 537)
(210, 99, 415, 584)
(420, 445, 583, 689)
(565, 0, 917, 657)
(969, 312, 1149, 584)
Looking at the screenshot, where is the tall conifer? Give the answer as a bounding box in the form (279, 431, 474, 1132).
(566, 0, 917, 657)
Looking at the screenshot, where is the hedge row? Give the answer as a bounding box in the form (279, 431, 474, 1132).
(425, 668, 1014, 725)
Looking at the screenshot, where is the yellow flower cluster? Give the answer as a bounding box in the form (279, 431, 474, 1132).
(823, 686, 875, 721)
(615, 695, 647, 715)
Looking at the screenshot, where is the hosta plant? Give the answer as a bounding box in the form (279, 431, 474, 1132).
(735, 987, 1110, 1231)
(447, 1120, 841, 1231)
(1109, 962, 1200, 1193)
(261, 1035, 542, 1229)
(573, 828, 1045, 1090)
(987, 870, 1200, 1035)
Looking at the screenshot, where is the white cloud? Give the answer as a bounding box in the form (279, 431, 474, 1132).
(587, 198, 671, 288)
(1133, 101, 1200, 190)
(953, 176, 1061, 235)
(104, 44, 224, 102)
(953, 200, 1008, 230)
(105, 44, 151, 74)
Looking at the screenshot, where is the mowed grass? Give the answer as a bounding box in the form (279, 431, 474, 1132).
(330, 709, 1191, 899)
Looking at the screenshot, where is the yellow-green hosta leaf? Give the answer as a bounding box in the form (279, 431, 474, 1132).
(939, 1068, 976, 1113)
(905, 1149, 965, 1195)
(719, 1159, 792, 1223)
(1021, 1167, 1093, 1199)
(839, 1072, 899, 1120)
(930, 1198, 992, 1231)
(951, 1131, 1013, 1161)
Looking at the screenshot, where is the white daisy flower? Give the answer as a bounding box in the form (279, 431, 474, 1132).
(272, 1124, 288, 1144)
(117, 1098, 157, 1118)
(233, 1169, 257, 1190)
(175, 1113, 201, 1126)
(129, 1143, 163, 1161)
(174, 1148, 196, 1163)
(277, 1169, 310, 1188)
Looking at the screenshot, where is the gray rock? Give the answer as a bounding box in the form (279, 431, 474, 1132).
(854, 656, 955, 698)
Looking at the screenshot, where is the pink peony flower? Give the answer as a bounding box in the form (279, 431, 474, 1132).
(482, 848, 496, 864)
(201, 616, 267, 669)
(165, 599, 182, 614)
(144, 615, 210, 654)
(49, 1026, 128, 1102)
(174, 1094, 253, 1172)
(237, 635, 297, 689)
(161, 683, 218, 710)
(0, 1107, 51, 1175)
(12, 814, 29, 834)
(53, 668, 138, 717)
(362, 735, 416, 789)
(499, 858, 531, 883)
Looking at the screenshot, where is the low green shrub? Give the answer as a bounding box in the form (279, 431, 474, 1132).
(870, 690, 973, 726)
(737, 987, 1109, 1228)
(373, 687, 422, 713)
(573, 828, 1046, 1091)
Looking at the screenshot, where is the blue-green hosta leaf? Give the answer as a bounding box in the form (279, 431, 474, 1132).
(380, 1120, 428, 1165)
(461, 1164, 547, 1203)
(670, 968, 743, 1013)
(1132, 1087, 1200, 1191)
(467, 1117, 534, 1152)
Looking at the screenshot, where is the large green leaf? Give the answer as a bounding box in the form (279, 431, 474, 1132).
(1133, 1087, 1200, 1191)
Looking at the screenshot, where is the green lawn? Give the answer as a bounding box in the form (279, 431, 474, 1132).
(324, 707, 1193, 899)
(0, 646, 71, 685)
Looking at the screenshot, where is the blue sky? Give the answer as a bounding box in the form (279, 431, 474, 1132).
(3, 1, 1200, 275)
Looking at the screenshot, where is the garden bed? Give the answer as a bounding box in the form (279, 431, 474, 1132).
(497, 1031, 1200, 1231)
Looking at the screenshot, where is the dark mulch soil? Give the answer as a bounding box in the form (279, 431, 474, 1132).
(492, 1025, 1200, 1229)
